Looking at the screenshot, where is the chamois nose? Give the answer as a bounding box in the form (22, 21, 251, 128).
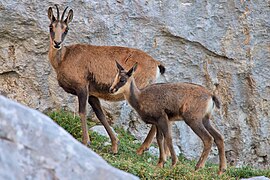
(109, 87, 115, 93)
(54, 41, 62, 49)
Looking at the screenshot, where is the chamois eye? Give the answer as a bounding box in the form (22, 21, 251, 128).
(120, 78, 126, 83)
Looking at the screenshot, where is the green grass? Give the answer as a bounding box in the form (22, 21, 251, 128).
(47, 110, 270, 179)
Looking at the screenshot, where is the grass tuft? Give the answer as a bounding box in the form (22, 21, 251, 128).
(47, 110, 270, 179)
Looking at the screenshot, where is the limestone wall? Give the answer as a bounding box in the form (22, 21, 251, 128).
(0, 1, 269, 168)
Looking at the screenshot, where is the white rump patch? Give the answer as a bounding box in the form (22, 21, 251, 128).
(205, 97, 215, 115)
(155, 66, 160, 80)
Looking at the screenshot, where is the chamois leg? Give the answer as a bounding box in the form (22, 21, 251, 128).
(203, 117, 227, 175)
(77, 89, 90, 146)
(164, 122, 172, 161)
(156, 126, 166, 168)
(137, 125, 156, 155)
(137, 124, 171, 160)
(186, 120, 213, 171)
(88, 96, 119, 153)
(158, 118, 177, 167)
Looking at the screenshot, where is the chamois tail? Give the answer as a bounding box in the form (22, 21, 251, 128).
(212, 83, 220, 109)
(212, 95, 221, 109)
(158, 64, 165, 75)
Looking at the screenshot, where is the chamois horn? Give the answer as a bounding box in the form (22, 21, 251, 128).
(61, 6, 69, 21)
(55, 4, 60, 20)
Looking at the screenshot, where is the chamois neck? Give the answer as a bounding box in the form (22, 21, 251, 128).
(124, 77, 141, 111)
(48, 41, 66, 70)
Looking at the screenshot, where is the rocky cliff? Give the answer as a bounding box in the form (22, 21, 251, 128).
(0, 1, 269, 169)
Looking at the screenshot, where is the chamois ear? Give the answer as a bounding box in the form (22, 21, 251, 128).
(133, 62, 138, 72)
(126, 62, 138, 77)
(115, 61, 124, 71)
(48, 7, 56, 22)
(64, 9, 73, 24)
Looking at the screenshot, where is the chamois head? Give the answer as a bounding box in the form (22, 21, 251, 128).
(48, 5, 73, 49)
(109, 61, 138, 94)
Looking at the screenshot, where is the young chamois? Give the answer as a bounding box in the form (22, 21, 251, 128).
(109, 62, 227, 175)
(47, 5, 165, 153)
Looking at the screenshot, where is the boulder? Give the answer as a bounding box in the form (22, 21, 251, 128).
(0, 96, 138, 180)
(90, 125, 118, 139)
(241, 176, 270, 180)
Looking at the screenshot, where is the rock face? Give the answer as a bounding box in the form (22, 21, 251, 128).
(0, 1, 269, 169)
(0, 96, 138, 180)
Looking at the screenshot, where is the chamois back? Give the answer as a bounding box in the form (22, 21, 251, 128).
(59, 44, 162, 90)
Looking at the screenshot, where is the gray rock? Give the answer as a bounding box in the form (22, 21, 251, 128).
(241, 176, 270, 180)
(147, 145, 181, 157)
(0, 96, 138, 180)
(0, 0, 269, 169)
(90, 125, 118, 139)
(148, 146, 159, 157)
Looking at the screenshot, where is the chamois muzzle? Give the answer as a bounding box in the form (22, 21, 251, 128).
(53, 41, 62, 49)
(109, 87, 117, 94)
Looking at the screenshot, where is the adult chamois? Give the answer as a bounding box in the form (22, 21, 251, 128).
(109, 62, 227, 175)
(47, 5, 165, 153)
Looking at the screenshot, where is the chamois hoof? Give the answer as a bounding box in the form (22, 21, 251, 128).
(218, 168, 226, 175)
(86, 141, 91, 147)
(112, 140, 120, 154)
(136, 148, 145, 155)
(136, 147, 149, 155)
(172, 160, 178, 168)
(195, 164, 204, 171)
(112, 147, 118, 154)
(157, 162, 164, 168)
(82, 139, 91, 146)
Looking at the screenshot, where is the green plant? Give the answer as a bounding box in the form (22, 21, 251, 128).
(47, 110, 270, 179)
(47, 109, 96, 142)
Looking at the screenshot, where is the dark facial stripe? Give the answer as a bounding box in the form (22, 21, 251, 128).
(49, 25, 55, 39)
(113, 77, 128, 92)
(61, 28, 68, 42)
